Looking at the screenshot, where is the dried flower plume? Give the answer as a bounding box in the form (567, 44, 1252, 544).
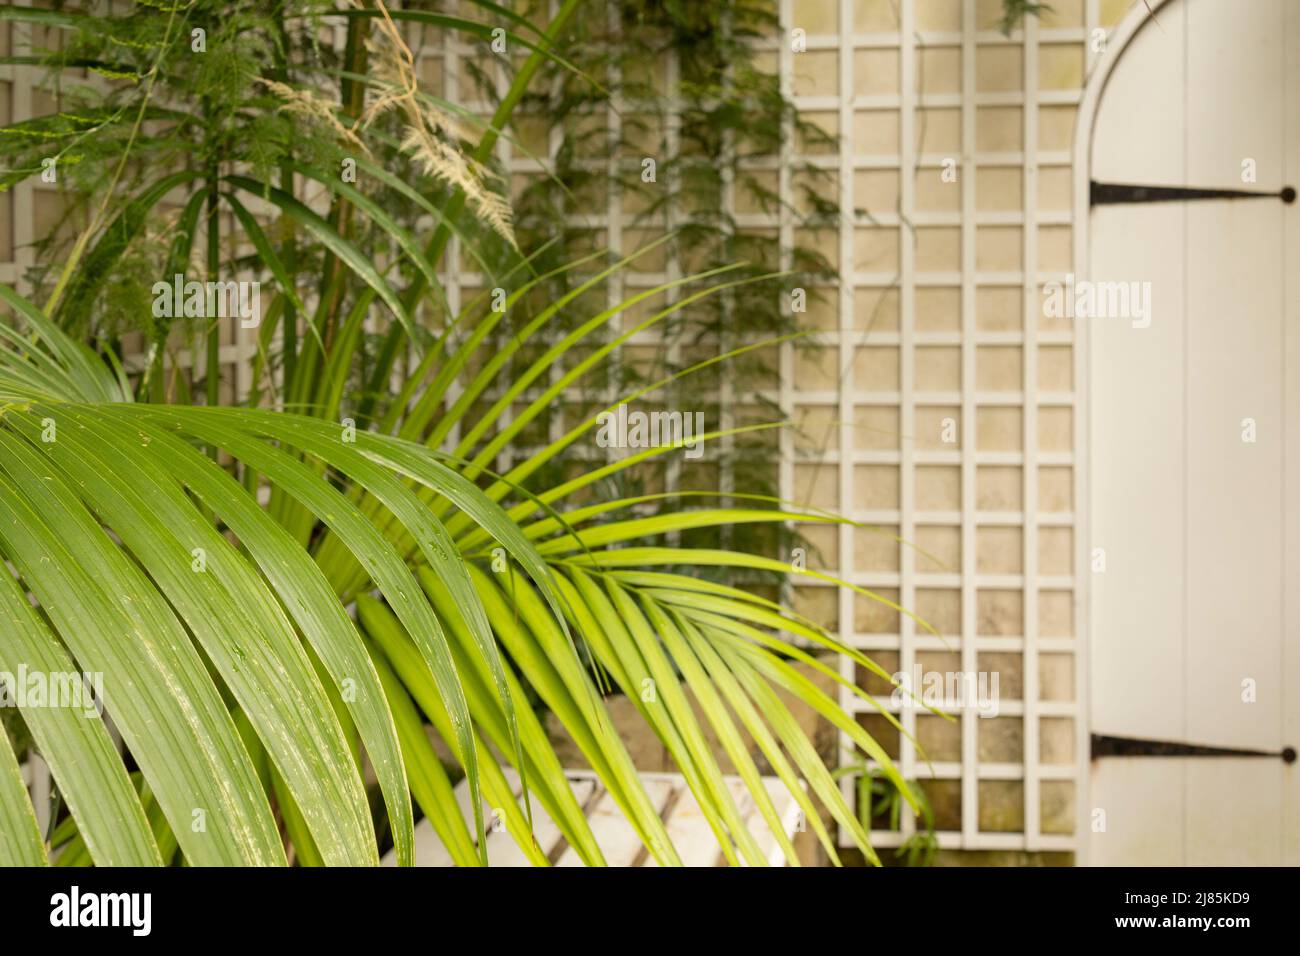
(361, 0, 516, 246)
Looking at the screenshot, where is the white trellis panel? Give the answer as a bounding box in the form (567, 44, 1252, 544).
(784, 0, 1099, 856)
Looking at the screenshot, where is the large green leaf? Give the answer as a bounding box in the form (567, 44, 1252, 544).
(95, 405, 414, 868)
(0, 428, 285, 866)
(0, 719, 45, 866)
(0, 565, 161, 866)
(7, 405, 377, 866)
(128, 405, 492, 858)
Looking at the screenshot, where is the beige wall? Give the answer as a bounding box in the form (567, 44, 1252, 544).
(777, 0, 1139, 856)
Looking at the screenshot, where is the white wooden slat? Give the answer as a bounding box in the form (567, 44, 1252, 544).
(1086, 7, 1191, 855)
(1184, 0, 1287, 753)
(1087, 760, 1182, 866)
(482, 778, 597, 867)
(374, 772, 803, 867)
(1187, 760, 1285, 866)
(718, 777, 804, 867)
(382, 817, 456, 868)
(610, 775, 802, 868)
(1180, 0, 1289, 867)
(1285, 0, 1300, 870)
(750, 777, 804, 867)
(383, 770, 521, 867)
(453, 772, 495, 839)
(382, 776, 599, 867)
(959, 0, 980, 849)
(896, 0, 918, 851)
(642, 783, 725, 868)
(1088, 0, 1188, 748)
(833, 0, 858, 851)
(1021, 7, 1042, 850)
(554, 777, 677, 867)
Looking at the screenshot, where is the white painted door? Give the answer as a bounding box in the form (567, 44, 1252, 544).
(1088, 0, 1300, 865)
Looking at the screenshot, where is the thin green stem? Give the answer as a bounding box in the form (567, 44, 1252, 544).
(356, 0, 583, 426)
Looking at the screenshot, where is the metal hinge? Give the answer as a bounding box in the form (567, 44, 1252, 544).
(1091, 733, 1296, 763)
(1090, 180, 1296, 206)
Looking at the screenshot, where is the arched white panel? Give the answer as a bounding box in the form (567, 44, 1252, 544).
(1084, 0, 1298, 865)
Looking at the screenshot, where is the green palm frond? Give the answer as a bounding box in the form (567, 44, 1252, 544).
(0, 267, 911, 866)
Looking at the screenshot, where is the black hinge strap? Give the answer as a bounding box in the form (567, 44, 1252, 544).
(1091, 181, 1296, 206)
(1091, 733, 1297, 763)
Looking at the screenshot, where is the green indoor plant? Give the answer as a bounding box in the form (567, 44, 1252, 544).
(0, 0, 936, 867)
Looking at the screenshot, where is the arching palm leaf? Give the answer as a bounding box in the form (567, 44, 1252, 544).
(0, 271, 912, 867)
